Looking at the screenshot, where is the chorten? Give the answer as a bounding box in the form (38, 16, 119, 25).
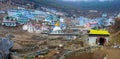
(51, 22, 63, 34)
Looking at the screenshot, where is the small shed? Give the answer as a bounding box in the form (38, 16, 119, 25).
(88, 29, 110, 46)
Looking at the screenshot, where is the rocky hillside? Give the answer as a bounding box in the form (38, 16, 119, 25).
(0, 0, 120, 18)
(26, 0, 120, 12)
(109, 17, 120, 45)
(1, 0, 120, 12)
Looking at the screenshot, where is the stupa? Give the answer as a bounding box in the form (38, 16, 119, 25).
(50, 22, 63, 34)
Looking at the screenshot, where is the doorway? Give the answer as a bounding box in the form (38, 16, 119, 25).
(96, 37, 106, 45)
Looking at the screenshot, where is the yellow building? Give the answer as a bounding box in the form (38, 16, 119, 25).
(88, 29, 110, 46)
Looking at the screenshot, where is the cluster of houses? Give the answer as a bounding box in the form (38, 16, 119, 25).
(2, 16, 16, 26)
(1, 7, 66, 32)
(22, 23, 49, 33)
(78, 13, 115, 29)
(1, 6, 118, 46)
(1, 7, 115, 33)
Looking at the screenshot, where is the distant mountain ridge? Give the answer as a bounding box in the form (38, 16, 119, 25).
(28, 0, 120, 11)
(9, 0, 120, 13)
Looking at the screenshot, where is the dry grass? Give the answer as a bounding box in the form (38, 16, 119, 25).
(65, 47, 107, 59)
(93, 48, 107, 59)
(106, 48, 120, 59)
(66, 53, 93, 59)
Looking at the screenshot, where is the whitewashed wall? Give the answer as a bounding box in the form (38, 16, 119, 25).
(88, 36, 109, 46)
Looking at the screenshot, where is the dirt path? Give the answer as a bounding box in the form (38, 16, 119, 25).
(94, 47, 120, 59)
(106, 48, 120, 59)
